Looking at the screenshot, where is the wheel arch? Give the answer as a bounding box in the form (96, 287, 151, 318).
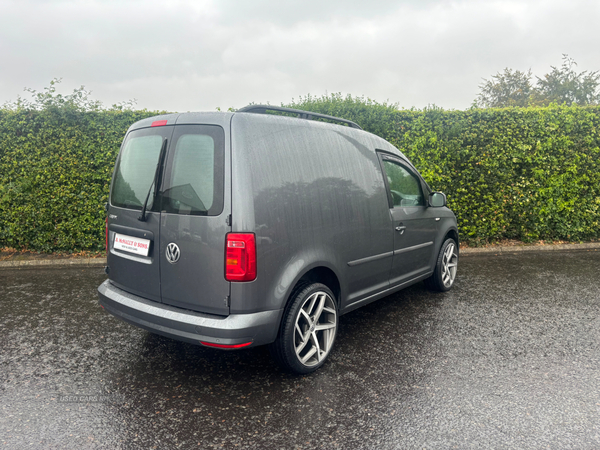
(277, 262, 343, 329)
(445, 227, 459, 249)
(295, 266, 341, 306)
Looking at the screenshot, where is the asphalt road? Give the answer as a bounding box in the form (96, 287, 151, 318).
(1, 250, 599, 449)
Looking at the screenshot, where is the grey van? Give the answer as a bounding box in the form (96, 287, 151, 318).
(98, 105, 458, 373)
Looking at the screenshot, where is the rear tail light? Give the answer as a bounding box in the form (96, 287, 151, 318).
(105, 218, 108, 254)
(225, 233, 256, 282)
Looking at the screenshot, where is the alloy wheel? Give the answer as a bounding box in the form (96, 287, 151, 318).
(441, 242, 458, 288)
(294, 291, 337, 367)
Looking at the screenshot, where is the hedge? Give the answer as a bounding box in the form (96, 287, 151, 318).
(0, 107, 157, 251)
(0, 94, 599, 251)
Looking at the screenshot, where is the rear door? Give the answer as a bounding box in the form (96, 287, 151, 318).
(378, 153, 439, 286)
(158, 124, 231, 316)
(107, 125, 173, 302)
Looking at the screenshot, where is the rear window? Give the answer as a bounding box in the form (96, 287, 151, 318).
(110, 124, 225, 216)
(161, 125, 225, 216)
(111, 132, 164, 210)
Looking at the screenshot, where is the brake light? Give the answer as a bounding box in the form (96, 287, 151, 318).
(105, 217, 108, 254)
(225, 233, 256, 282)
(151, 120, 168, 127)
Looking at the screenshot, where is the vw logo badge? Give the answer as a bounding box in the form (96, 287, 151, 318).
(166, 243, 180, 264)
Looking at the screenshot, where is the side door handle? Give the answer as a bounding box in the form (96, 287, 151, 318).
(395, 225, 406, 234)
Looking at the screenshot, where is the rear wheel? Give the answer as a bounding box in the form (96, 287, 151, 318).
(270, 283, 338, 374)
(425, 238, 458, 292)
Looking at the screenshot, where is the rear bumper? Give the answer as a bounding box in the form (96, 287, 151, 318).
(98, 280, 281, 348)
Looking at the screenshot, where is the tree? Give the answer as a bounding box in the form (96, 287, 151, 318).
(475, 55, 600, 108)
(532, 54, 600, 106)
(476, 68, 533, 108)
(2, 78, 137, 112)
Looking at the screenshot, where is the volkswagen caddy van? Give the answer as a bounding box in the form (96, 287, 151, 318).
(98, 105, 459, 373)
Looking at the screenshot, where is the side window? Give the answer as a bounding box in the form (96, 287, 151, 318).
(381, 159, 425, 207)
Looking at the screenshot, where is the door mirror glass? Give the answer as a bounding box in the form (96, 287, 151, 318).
(429, 192, 446, 207)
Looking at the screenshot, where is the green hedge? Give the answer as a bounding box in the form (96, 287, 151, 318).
(0, 107, 157, 251)
(1, 95, 599, 251)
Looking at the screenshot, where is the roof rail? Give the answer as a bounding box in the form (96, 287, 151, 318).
(237, 105, 362, 130)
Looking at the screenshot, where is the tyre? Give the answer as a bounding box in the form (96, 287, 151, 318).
(270, 283, 338, 374)
(425, 238, 458, 292)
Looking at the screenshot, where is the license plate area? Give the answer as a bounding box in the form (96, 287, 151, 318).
(113, 233, 151, 256)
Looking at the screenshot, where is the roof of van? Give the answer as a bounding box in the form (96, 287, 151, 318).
(127, 105, 363, 133)
(126, 111, 233, 133)
(237, 105, 362, 129)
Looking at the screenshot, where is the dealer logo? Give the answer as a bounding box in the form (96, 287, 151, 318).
(166, 243, 180, 264)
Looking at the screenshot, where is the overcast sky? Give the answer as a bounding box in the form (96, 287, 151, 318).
(1, 0, 599, 112)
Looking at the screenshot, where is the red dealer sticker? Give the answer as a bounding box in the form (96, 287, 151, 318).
(113, 233, 151, 257)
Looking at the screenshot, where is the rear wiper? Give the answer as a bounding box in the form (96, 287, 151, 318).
(138, 138, 168, 222)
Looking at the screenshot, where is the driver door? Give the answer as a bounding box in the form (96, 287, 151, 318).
(378, 153, 439, 286)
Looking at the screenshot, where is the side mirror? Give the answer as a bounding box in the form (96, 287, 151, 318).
(429, 192, 446, 207)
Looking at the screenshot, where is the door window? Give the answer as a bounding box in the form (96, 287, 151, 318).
(381, 159, 425, 207)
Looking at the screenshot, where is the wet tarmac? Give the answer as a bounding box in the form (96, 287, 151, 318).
(1, 251, 599, 449)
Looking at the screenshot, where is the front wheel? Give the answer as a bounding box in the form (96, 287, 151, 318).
(270, 283, 338, 374)
(425, 238, 458, 292)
